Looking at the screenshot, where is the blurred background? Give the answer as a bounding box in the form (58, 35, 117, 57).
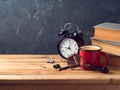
(0, 0, 120, 54)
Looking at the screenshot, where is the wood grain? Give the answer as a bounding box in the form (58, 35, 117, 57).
(0, 54, 119, 85)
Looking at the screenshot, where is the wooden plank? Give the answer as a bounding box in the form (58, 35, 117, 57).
(0, 85, 120, 90)
(0, 54, 63, 59)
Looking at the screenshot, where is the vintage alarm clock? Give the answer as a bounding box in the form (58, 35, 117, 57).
(57, 23, 84, 59)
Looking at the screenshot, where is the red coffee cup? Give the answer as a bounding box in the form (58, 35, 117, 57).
(79, 45, 109, 70)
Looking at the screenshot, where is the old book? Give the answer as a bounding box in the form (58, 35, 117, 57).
(91, 37, 120, 56)
(94, 22, 120, 42)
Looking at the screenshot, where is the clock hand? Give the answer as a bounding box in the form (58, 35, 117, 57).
(68, 40, 71, 47)
(64, 44, 71, 49)
(66, 40, 71, 50)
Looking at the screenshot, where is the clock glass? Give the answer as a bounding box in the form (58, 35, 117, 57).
(58, 38, 79, 59)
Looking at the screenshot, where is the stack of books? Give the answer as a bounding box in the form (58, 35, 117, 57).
(90, 22, 120, 66)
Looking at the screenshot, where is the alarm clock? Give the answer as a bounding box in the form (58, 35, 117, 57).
(57, 23, 84, 59)
(57, 37, 79, 59)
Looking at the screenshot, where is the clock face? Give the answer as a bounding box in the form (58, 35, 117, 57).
(58, 38, 79, 59)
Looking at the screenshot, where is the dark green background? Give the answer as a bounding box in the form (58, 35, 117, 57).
(0, 0, 120, 54)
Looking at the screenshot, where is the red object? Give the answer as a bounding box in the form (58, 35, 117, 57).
(79, 45, 109, 70)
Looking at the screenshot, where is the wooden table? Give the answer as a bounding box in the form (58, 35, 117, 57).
(0, 55, 120, 90)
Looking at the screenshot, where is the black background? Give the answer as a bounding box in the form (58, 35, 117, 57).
(0, 0, 120, 54)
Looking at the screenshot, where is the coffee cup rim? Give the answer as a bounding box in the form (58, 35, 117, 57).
(80, 45, 102, 51)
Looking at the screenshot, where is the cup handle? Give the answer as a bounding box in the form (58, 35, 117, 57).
(100, 51, 109, 66)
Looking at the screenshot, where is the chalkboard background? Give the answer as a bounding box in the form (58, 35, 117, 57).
(0, 0, 120, 54)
